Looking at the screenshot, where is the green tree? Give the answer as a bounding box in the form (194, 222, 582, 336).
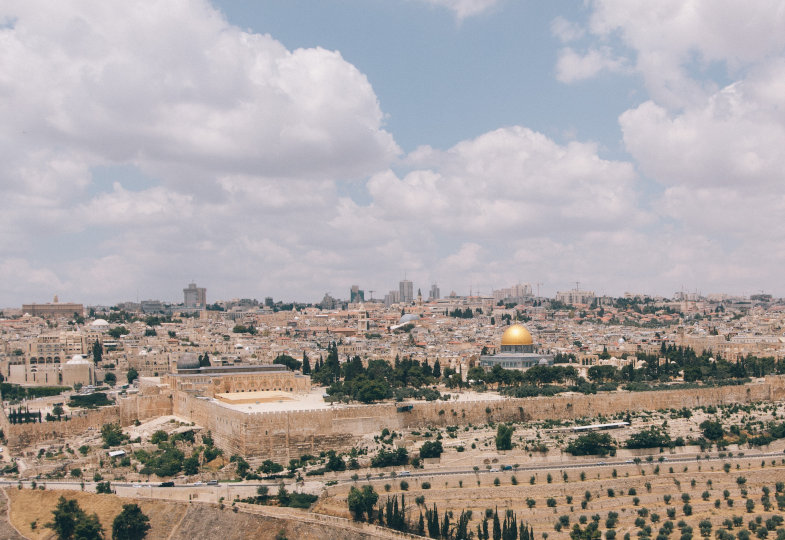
(150, 430, 168, 445)
(183, 455, 199, 475)
(73, 513, 104, 540)
(46, 496, 104, 540)
(700, 420, 724, 441)
(46, 497, 82, 540)
(112, 503, 151, 540)
(420, 440, 443, 459)
(347, 486, 365, 521)
(274, 354, 302, 372)
(103, 373, 117, 387)
(101, 423, 126, 447)
(302, 352, 311, 375)
(566, 432, 615, 456)
(126, 368, 139, 385)
(92, 340, 103, 364)
(496, 424, 515, 451)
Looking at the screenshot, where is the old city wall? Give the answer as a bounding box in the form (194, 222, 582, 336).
(117, 392, 174, 425)
(9, 377, 783, 460)
(1, 406, 121, 450)
(187, 376, 785, 461)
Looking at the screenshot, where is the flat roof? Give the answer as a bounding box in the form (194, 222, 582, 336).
(572, 422, 629, 431)
(215, 390, 297, 405)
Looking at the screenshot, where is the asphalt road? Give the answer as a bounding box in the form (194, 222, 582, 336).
(1, 449, 781, 491)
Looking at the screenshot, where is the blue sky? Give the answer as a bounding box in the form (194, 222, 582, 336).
(215, 0, 636, 155)
(1, 0, 784, 305)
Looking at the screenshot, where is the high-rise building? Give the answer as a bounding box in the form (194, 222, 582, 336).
(429, 283, 440, 300)
(183, 282, 206, 308)
(399, 279, 413, 304)
(384, 290, 400, 306)
(492, 283, 533, 304)
(555, 288, 595, 305)
(350, 285, 365, 303)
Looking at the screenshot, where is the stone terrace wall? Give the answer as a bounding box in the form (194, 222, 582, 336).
(173, 376, 785, 461)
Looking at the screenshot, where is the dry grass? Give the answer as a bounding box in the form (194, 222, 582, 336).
(5, 488, 188, 540)
(317, 457, 785, 538)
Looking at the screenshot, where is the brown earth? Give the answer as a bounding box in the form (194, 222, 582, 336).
(317, 456, 785, 538)
(3, 488, 402, 539)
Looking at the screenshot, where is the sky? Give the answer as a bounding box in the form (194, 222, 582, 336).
(1, 0, 785, 306)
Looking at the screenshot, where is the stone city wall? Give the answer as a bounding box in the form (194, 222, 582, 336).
(1, 405, 121, 450)
(8, 376, 783, 460)
(117, 392, 174, 425)
(167, 376, 785, 461)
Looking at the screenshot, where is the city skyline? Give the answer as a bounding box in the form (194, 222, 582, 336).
(2, 1, 784, 306)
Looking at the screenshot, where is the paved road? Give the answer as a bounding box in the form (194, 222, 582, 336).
(1, 449, 780, 492)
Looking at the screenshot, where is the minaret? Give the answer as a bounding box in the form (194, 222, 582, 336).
(417, 288, 423, 306)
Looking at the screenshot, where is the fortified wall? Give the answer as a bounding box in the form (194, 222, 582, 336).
(5, 376, 785, 459)
(0, 405, 121, 450)
(169, 376, 785, 461)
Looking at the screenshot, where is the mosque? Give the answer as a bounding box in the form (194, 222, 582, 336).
(478, 323, 553, 371)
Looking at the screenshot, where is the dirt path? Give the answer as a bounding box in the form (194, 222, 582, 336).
(0, 489, 27, 540)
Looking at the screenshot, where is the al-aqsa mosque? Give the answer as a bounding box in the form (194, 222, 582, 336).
(479, 323, 553, 371)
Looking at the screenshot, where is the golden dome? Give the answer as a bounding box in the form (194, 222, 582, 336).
(501, 324, 533, 346)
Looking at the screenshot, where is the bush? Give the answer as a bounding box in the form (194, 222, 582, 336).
(626, 427, 672, 449)
(496, 424, 514, 451)
(150, 430, 168, 445)
(100, 423, 127, 447)
(370, 448, 408, 468)
(96, 481, 112, 494)
(419, 440, 443, 459)
(70, 393, 112, 409)
(566, 433, 615, 456)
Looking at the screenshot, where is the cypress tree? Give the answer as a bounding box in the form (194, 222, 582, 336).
(441, 511, 450, 538)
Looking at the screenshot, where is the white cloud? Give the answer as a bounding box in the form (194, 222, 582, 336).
(372, 126, 642, 237)
(551, 16, 585, 43)
(555, 47, 626, 83)
(415, 0, 500, 20)
(577, 0, 785, 107)
(0, 0, 405, 304)
(546, 1, 785, 295)
(0, 0, 399, 188)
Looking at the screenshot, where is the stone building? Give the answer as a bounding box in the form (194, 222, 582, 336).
(161, 354, 310, 397)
